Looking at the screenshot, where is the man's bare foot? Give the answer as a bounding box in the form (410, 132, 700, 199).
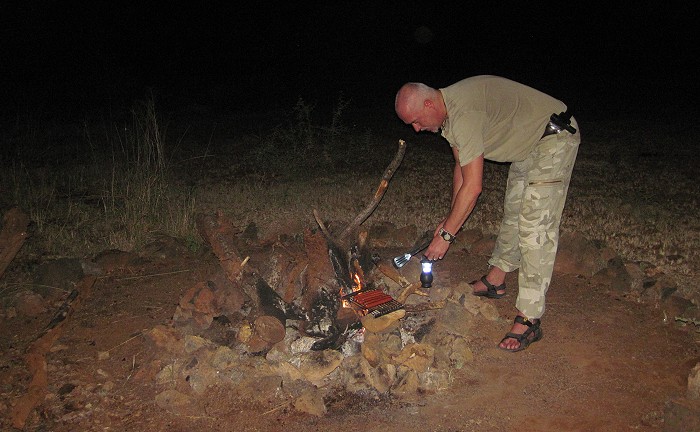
(498, 315, 542, 352)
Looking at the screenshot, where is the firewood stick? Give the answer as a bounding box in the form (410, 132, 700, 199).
(397, 282, 426, 303)
(313, 139, 407, 247)
(338, 140, 407, 242)
(10, 275, 96, 429)
(405, 300, 446, 312)
(375, 261, 413, 289)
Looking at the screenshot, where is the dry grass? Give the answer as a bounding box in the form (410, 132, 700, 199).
(1, 99, 698, 298)
(2, 97, 197, 259)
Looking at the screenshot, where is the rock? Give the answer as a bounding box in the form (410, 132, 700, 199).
(454, 228, 483, 251)
(297, 350, 343, 384)
(187, 362, 219, 395)
(429, 333, 454, 369)
(554, 231, 606, 277)
(361, 335, 381, 367)
(591, 265, 631, 293)
(688, 363, 700, 400)
(392, 367, 419, 399)
(146, 325, 185, 355)
(33, 257, 85, 298)
(392, 343, 434, 373)
(348, 355, 394, 394)
(192, 285, 216, 315)
(470, 235, 497, 256)
(92, 249, 142, 274)
(237, 323, 253, 343)
(664, 398, 700, 432)
(448, 336, 474, 369)
(340, 355, 375, 394)
(293, 388, 327, 417)
(13, 290, 46, 317)
(428, 284, 452, 303)
(397, 257, 422, 287)
(366, 363, 396, 394)
(624, 262, 647, 293)
(210, 274, 245, 315)
(360, 309, 405, 333)
(184, 335, 212, 354)
(210, 346, 241, 370)
(290, 336, 319, 355)
(154, 389, 197, 416)
(642, 274, 679, 303)
(141, 234, 191, 259)
(155, 363, 179, 385)
(664, 296, 697, 322)
(479, 302, 501, 321)
(459, 286, 482, 316)
(419, 369, 452, 392)
(270, 361, 304, 383)
(436, 302, 475, 338)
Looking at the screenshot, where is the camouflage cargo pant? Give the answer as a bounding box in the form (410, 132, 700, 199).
(488, 118, 580, 319)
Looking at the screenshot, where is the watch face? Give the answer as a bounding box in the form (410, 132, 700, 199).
(440, 229, 454, 242)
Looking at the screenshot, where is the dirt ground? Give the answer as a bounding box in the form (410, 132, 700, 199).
(1, 233, 697, 432)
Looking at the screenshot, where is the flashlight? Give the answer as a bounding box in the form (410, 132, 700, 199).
(420, 256, 433, 288)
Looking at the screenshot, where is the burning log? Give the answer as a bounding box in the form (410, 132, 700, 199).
(196, 212, 304, 348)
(308, 139, 409, 342)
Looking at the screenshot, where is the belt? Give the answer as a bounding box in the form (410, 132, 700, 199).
(541, 109, 576, 139)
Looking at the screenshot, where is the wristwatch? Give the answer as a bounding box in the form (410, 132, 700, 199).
(438, 228, 456, 243)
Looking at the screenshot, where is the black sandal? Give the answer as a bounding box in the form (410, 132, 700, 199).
(471, 276, 506, 299)
(499, 316, 543, 352)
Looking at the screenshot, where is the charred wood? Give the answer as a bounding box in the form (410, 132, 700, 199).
(196, 211, 303, 345)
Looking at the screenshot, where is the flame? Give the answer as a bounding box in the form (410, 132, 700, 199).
(340, 272, 364, 309)
(352, 273, 362, 291)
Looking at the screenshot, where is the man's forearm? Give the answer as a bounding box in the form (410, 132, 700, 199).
(444, 155, 484, 236)
(444, 188, 479, 234)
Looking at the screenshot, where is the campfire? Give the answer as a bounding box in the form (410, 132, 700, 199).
(157, 139, 480, 414)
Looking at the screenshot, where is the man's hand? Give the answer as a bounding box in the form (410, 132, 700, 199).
(425, 234, 450, 261)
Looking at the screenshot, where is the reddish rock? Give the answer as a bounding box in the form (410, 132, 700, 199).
(554, 231, 606, 277)
(454, 228, 483, 250)
(664, 398, 700, 432)
(14, 290, 46, 317)
(469, 235, 496, 256)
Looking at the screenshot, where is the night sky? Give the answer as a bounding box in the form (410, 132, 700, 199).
(2, 2, 696, 121)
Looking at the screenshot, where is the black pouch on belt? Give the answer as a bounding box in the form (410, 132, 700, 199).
(548, 110, 577, 134)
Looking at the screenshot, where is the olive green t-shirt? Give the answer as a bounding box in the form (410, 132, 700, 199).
(440, 75, 567, 165)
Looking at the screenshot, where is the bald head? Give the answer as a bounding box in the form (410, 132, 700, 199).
(394, 82, 446, 133)
(395, 82, 434, 117)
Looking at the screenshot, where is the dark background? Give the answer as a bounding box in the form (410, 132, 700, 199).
(1, 2, 696, 122)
